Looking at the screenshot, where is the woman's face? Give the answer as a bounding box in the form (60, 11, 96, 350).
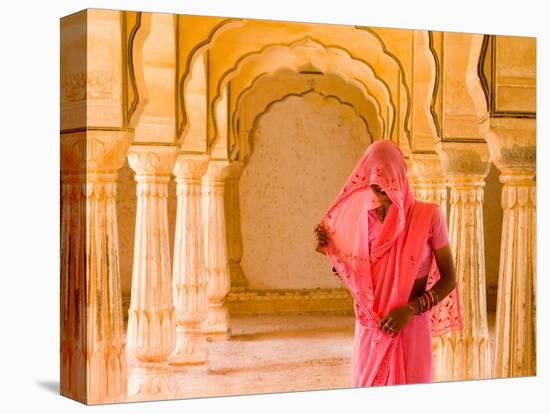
(370, 184, 391, 204)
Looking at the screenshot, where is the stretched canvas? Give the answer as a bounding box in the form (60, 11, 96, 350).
(60, 7, 536, 405)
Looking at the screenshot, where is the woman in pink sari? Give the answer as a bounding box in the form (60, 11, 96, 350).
(314, 140, 462, 386)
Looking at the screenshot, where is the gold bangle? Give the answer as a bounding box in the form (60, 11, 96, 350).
(425, 291, 433, 310)
(417, 296, 425, 314)
(427, 290, 434, 308)
(428, 290, 436, 306)
(424, 292, 431, 311)
(407, 302, 417, 315)
(422, 292, 429, 313)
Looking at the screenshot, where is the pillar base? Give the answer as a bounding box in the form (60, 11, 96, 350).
(128, 362, 177, 401)
(202, 302, 231, 341)
(168, 326, 208, 367)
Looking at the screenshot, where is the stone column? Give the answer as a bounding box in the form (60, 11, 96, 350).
(436, 142, 492, 381)
(169, 154, 210, 370)
(60, 131, 131, 404)
(485, 118, 536, 377)
(407, 153, 448, 379)
(408, 154, 448, 215)
(126, 144, 178, 399)
(224, 161, 248, 290)
(201, 160, 232, 340)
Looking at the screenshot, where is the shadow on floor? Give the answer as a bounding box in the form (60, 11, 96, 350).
(36, 380, 59, 395)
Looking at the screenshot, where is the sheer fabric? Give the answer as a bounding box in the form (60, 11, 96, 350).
(367, 205, 449, 278)
(319, 140, 462, 386)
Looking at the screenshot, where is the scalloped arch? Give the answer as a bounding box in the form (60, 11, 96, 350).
(209, 37, 395, 153)
(178, 20, 412, 152)
(244, 90, 373, 166)
(177, 19, 246, 138)
(231, 68, 382, 161)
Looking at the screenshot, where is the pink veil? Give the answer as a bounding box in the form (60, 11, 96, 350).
(320, 140, 462, 338)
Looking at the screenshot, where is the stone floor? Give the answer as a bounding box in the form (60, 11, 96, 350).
(124, 311, 497, 403)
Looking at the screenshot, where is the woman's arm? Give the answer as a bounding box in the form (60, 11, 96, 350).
(407, 243, 456, 313)
(381, 244, 457, 335)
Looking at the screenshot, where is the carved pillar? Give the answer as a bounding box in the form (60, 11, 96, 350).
(485, 118, 536, 377)
(408, 154, 448, 215)
(126, 144, 178, 399)
(201, 160, 232, 340)
(225, 161, 248, 290)
(169, 154, 210, 369)
(435, 143, 492, 381)
(407, 153, 448, 378)
(60, 131, 131, 404)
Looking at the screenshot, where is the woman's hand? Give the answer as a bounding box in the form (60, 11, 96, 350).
(379, 305, 415, 336)
(314, 223, 329, 255)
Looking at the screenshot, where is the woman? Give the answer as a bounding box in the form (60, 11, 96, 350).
(314, 140, 462, 386)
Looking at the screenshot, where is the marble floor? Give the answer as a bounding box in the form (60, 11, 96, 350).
(123, 311, 497, 403)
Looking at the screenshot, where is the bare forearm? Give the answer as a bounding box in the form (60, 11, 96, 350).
(428, 272, 456, 303)
(407, 268, 456, 313)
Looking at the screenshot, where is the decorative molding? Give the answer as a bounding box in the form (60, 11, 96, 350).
(60, 130, 132, 173)
(428, 31, 442, 139)
(121, 11, 142, 127)
(226, 288, 354, 315)
(127, 144, 178, 177)
(478, 34, 491, 108)
(436, 142, 491, 177)
(124, 288, 355, 318)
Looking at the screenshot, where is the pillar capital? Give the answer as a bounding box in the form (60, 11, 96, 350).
(485, 117, 536, 175)
(408, 153, 446, 183)
(61, 130, 133, 174)
(436, 141, 491, 178)
(127, 144, 178, 178)
(407, 153, 447, 209)
(172, 153, 209, 180)
(203, 159, 233, 181)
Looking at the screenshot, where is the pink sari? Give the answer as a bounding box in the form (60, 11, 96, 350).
(320, 140, 462, 386)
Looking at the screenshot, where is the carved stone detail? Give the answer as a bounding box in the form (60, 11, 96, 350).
(60, 131, 131, 404)
(486, 118, 536, 378)
(169, 154, 210, 368)
(433, 143, 492, 381)
(201, 160, 233, 340)
(407, 154, 447, 213)
(126, 144, 178, 399)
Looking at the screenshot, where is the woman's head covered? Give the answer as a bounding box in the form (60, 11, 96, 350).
(321, 139, 416, 265)
(361, 140, 414, 212)
(325, 139, 415, 215)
